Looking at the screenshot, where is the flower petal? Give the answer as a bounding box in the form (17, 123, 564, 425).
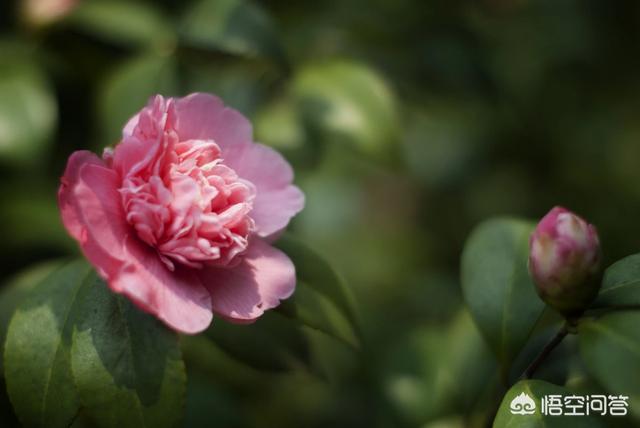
(199, 238, 296, 323)
(74, 163, 129, 262)
(58, 150, 104, 240)
(112, 235, 213, 334)
(225, 143, 305, 238)
(60, 157, 127, 280)
(174, 93, 253, 152)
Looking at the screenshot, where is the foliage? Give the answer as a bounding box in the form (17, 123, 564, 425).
(2, 0, 640, 427)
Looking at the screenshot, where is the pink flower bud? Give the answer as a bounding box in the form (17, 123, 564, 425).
(529, 206, 602, 316)
(22, 0, 78, 26)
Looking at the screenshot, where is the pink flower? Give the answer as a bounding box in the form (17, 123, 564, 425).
(529, 206, 601, 315)
(23, 0, 78, 25)
(59, 93, 305, 333)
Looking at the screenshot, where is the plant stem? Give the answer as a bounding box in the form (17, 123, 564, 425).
(520, 324, 569, 380)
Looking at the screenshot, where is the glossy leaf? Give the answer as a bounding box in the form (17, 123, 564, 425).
(99, 54, 178, 146)
(179, 0, 286, 64)
(592, 253, 640, 308)
(4, 260, 91, 428)
(579, 312, 640, 406)
(70, 274, 186, 428)
(0, 57, 56, 165)
(66, 1, 174, 48)
(461, 218, 544, 378)
(292, 60, 399, 160)
(494, 379, 603, 427)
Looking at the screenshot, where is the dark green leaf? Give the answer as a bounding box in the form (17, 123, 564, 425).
(592, 253, 640, 308)
(0, 57, 56, 165)
(179, 0, 286, 65)
(383, 326, 447, 424)
(180, 335, 274, 392)
(181, 61, 272, 117)
(275, 234, 358, 330)
(461, 218, 544, 378)
(99, 54, 178, 146)
(4, 260, 91, 428)
(184, 376, 245, 428)
(255, 96, 306, 151)
(403, 102, 493, 188)
(579, 311, 640, 406)
(441, 310, 498, 411)
(70, 275, 186, 428)
(66, 1, 175, 48)
(205, 310, 310, 372)
(494, 380, 603, 427)
(277, 281, 358, 349)
(254, 95, 321, 168)
(384, 310, 497, 425)
(292, 60, 399, 160)
(0, 260, 63, 376)
(387, 311, 498, 426)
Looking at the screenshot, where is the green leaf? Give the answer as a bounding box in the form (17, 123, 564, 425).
(205, 310, 310, 372)
(0, 260, 64, 376)
(275, 234, 358, 329)
(592, 253, 640, 308)
(275, 235, 360, 348)
(579, 312, 640, 406)
(255, 96, 305, 151)
(99, 54, 178, 146)
(494, 380, 604, 427)
(440, 310, 498, 411)
(70, 274, 186, 428)
(184, 376, 245, 428)
(384, 310, 497, 425)
(66, 1, 175, 49)
(461, 218, 544, 378)
(254, 95, 322, 169)
(181, 61, 272, 117)
(278, 281, 359, 349)
(179, 0, 286, 65)
(4, 260, 91, 428)
(180, 335, 274, 392)
(0, 57, 56, 165)
(292, 60, 399, 160)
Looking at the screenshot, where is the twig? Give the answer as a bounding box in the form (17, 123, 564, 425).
(520, 324, 570, 380)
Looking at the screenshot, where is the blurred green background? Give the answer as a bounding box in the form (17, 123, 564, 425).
(2, 0, 640, 427)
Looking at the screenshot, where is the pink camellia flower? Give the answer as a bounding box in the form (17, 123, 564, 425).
(59, 93, 305, 333)
(529, 206, 602, 315)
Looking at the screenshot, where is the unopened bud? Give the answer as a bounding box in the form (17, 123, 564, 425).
(22, 0, 78, 27)
(529, 206, 602, 316)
